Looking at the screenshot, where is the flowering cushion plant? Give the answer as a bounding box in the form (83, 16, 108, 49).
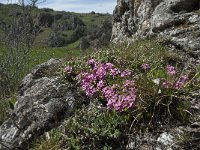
(64, 58, 190, 112)
(65, 53, 192, 114)
(71, 59, 136, 112)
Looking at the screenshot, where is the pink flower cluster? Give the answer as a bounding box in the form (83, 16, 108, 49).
(162, 65, 188, 89)
(103, 80, 136, 111)
(77, 59, 136, 111)
(162, 75, 188, 89)
(174, 75, 188, 89)
(141, 63, 151, 70)
(64, 66, 72, 74)
(140, 63, 188, 90)
(167, 65, 176, 76)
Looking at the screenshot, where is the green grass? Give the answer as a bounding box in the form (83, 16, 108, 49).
(29, 40, 93, 67)
(34, 28, 54, 47)
(74, 13, 112, 26)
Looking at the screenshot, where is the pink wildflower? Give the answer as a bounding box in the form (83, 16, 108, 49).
(102, 86, 116, 99)
(97, 80, 105, 90)
(167, 65, 176, 76)
(121, 69, 132, 77)
(85, 86, 97, 97)
(178, 75, 188, 83)
(174, 75, 188, 89)
(95, 64, 107, 80)
(141, 63, 151, 70)
(124, 80, 135, 88)
(88, 59, 97, 68)
(110, 68, 121, 76)
(64, 66, 72, 74)
(105, 63, 114, 70)
(108, 94, 136, 112)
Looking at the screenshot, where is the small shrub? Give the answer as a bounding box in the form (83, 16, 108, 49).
(64, 104, 127, 149)
(36, 12, 54, 27)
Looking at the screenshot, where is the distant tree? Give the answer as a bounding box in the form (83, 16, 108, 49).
(29, 0, 46, 7)
(87, 19, 112, 48)
(90, 11, 95, 14)
(70, 16, 85, 30)
(36, 12, 54, 27)
(67, 25, 86, 43)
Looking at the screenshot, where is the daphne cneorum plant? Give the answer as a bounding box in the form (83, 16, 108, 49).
(65, 59, 136, 112)
(64, 55, 191, 115)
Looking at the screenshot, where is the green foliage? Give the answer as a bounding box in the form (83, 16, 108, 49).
(0, 95, 16, 125)
(32, 129, 62, 150)
(32, 39, 199, 149)
(0, 101, 9, 125)
(134, 69, 192, 126)
(64, 104, 126, 149)
(32, 104, 127, 150)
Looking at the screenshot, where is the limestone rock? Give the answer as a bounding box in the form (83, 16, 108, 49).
(156, 132, 174, 150)
(0, 59, 85, 150)
(112, 0, 200, 54)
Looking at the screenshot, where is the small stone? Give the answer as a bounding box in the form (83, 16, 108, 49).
(157, 132, 174, 149)
(191, 122, 200, 128)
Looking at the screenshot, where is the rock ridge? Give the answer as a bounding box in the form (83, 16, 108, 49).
(112, 0, 200, 54)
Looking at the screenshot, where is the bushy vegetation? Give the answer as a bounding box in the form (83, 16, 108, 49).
(33, 39, 200, 149)
(0, 3, 112, 48)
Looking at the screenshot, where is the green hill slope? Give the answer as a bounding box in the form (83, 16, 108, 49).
(0, 3, 112, 48)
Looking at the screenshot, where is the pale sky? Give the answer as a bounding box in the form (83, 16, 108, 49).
(0, 0, 117, 14)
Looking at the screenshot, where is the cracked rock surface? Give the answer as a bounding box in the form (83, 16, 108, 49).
(112, 0, 200, 56)
(0, 59, 86, 150)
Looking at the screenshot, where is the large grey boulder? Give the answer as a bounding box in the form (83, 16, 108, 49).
(112, 0, 200, 53)
(0, 59, 85, 150)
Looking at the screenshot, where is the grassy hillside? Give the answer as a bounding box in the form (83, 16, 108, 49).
(0, 3, 112, 48)
(0, 3, 112, 96)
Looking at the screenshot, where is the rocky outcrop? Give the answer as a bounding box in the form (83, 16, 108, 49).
(0, 59, 86, 150)
(112, 0, 200, 53)
(36, 12, 54, 27)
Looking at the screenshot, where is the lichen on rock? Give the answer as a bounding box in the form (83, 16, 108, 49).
(0, 59, 86, 150)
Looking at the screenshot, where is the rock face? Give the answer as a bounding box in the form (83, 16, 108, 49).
(112, 0, 200, 53)
(0, 59, 85, 150)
